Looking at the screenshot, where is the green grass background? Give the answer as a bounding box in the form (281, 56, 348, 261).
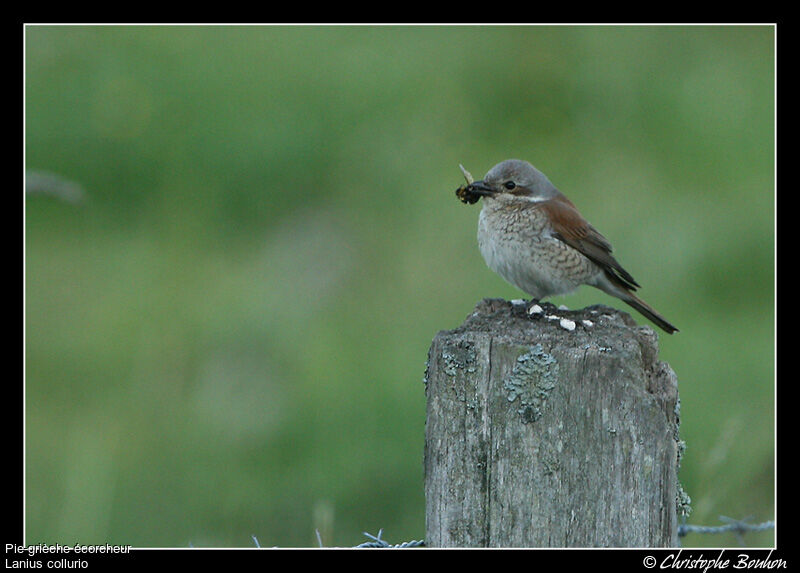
(24, 25, 774, 547)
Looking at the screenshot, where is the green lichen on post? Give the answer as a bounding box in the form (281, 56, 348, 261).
(503, 344, 559, 423)
(673, 397, 692, 518)
(441, 341, 477, 376)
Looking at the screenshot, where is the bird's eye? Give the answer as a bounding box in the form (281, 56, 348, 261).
(504, 181, 516, 190)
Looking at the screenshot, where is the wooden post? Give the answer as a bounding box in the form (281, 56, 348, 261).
(424, 298, 683, 548)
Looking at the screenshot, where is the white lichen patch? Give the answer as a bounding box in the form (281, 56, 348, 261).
(527, 304, 544, 316)
(559, 318, 576, 331)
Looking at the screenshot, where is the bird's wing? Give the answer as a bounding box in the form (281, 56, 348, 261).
(542, 194, 640, 291)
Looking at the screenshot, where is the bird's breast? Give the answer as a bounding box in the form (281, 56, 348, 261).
(476, 201, 599, 299)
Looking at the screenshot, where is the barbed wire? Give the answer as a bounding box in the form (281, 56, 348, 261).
(242, 516, 773, 548)
(353, 530, 425, 548)
(678, 516, 775, 544)
(247, 529, 425, 548)
(350, 517, 775, 548)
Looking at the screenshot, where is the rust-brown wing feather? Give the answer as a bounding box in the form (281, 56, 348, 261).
(541, 194, 640, 291)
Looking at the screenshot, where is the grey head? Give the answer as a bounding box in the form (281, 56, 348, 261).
(469, 159, 560, 203)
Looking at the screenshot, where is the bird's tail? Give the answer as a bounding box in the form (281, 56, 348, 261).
(620, 291, 679, 334)
(597, 272, 679, 334)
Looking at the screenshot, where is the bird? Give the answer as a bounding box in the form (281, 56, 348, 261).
(456, 159, 678, 334)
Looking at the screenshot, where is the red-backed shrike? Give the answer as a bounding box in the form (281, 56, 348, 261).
(457, 159, 678, 334)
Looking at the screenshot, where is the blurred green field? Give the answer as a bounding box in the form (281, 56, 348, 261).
(24, 25, 774, 548)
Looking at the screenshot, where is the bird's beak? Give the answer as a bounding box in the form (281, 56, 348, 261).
(467, 181, 496, 197)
